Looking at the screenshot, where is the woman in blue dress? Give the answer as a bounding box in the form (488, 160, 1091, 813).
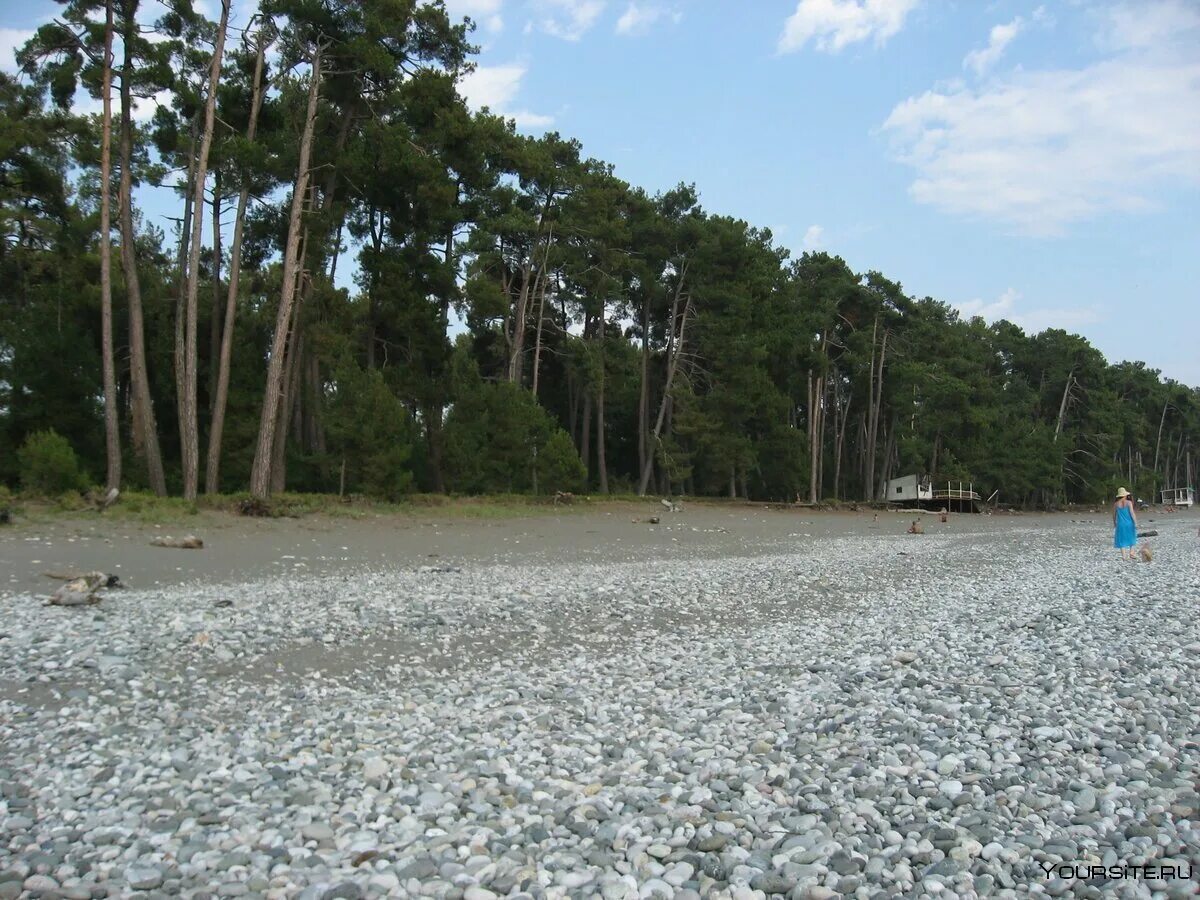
(1112, 487, 1138, 560)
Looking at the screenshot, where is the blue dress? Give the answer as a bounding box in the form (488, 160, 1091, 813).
(1113, 504, 1136, 549)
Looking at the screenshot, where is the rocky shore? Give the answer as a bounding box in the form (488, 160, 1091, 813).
(2, 517, 1197, 898)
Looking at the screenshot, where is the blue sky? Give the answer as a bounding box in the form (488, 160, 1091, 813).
(4, 0, 1198, 385)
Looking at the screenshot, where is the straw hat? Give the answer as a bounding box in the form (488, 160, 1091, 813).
(1116, 487, 1129, 499)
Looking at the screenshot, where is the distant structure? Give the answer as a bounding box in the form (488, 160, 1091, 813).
(1159, 486, 1194, 508)
(883, 473, 982, 513)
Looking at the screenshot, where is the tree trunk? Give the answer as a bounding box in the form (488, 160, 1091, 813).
(595, 324, 608, 494)
(637, 290, 650, 480)
(638, 267, 690, 496)
(179, 0, 228, 501)
(365, 207, 383, 368)
(206, 30, 266, 494)
(834, 396, 850, 502)
(580, 391, 592, 484)
(530, 238, 552, 398)
(868, 327, 889, 500)
(1153, 398, 1169, 477)
(100, 1, 120, 492)
(118, 0, 166, 495)
(807, 371, 817, 504)
(1054, 370, 1075, 443)
(508, 265, 533, 385)
(249, 46, 321, 499)
(174, 114, 198, 466)
(864, 318, 877, 498)
(271, 334, 303, 494)
(208, 172, 222, 415)
(880, 417, 897, 492)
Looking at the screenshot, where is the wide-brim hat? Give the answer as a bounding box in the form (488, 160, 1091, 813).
(1116, 487, 1129, 498)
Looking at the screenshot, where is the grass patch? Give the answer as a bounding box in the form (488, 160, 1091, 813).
(1, 489, 670, 527)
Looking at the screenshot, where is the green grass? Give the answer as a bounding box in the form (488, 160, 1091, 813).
(1, 488, 671, 527)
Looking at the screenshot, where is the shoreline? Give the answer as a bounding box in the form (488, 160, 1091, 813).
(0, 501, 1140, 598)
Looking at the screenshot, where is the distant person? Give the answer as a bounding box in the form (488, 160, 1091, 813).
(1113, 487, 1138, 561)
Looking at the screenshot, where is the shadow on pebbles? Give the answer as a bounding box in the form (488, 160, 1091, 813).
(1, 523, 1199, 899)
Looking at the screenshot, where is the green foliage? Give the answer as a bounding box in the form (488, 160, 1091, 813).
(537, 430, 586, 494)
(17, 430, 90, 495)
(0, 4, 1194, 513)
(444, 347, 581, 494)
(324, 362, 416, 501)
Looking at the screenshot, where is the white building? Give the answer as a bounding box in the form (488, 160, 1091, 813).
(1160, 487, 1195, 508)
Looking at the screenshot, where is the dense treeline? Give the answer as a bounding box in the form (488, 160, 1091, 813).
(1, 0, 1196, 508)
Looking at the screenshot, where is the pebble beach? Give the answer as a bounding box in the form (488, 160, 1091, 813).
(2, 509, 1198, 899)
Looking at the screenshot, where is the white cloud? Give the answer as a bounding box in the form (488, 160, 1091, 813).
(458, 63, 554, 129)
(1099, 0, 1200, 51)
(882, 5, 1200, 236)
(802, 224, 825, 250)
(963, 16, 1022, 76)
(445, 0, 505, 33)
(0, 27, 35, 73)
(615, 3, 681, 36)
(778, 0, 919, 54)
(529, 0, 605, 41)
(956, 287, 1099, 333)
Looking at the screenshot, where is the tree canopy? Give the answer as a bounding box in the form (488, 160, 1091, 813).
(2, 0, 1196, 508)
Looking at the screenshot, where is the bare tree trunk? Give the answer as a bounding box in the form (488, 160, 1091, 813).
(864, 318, 877, 498)
(595, 321, 608, 495)
(174, 115, 198, 462)
(1153, 398, 1169, 477)
(179, 0, 228, 501)
(269, 224, 310, 492)
(580, 392, 592, 485)
(637, 290, 650, 479)
(249, 47, 321, 499)
(807, 371, 819, 504)
(208, 172, 222, 415)
(118, 0, 166, 495)
(530, 236, 552, 398)
(638, 267, 690, 496)
(508, 265, 533, 385)
(869, 328, 889, 500)
(100, 1, 120, 493)
(834, 393, 850, 502)
(206, 30, 266, 495)
(880, 417, 897, 492)
(1054, 370, 1075, 443)
(365, 207, 383, 368)
(817, 375, 828, 500)
(271, 334, 303, 494)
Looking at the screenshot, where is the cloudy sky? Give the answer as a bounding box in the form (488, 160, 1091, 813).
(5, 0, 1199, 384)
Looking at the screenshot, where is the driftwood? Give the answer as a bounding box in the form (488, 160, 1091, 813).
(47, 572, 107, 607)
(43, 571, 121, 587)
(553, 491, 575, 506)
(1137, 529, 1158, 538)
(150, 535, 203, 549)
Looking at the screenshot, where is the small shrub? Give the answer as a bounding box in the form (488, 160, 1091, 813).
(17, 430, 90, 495)
(537, 430, 586, 495)
(55, 490, 88, 511)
